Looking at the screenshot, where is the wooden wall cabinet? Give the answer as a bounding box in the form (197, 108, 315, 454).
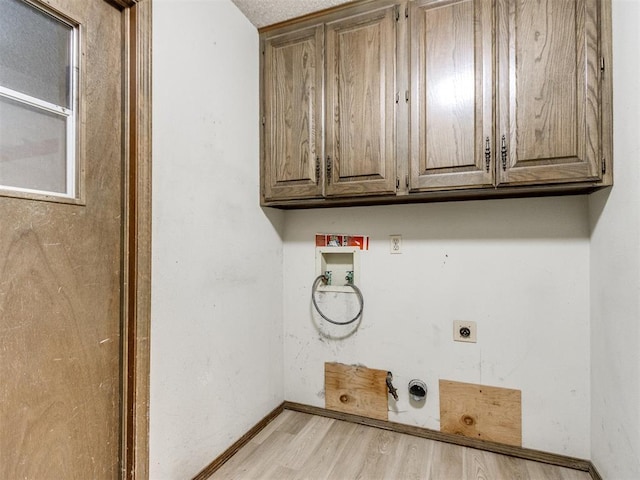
(325, 6, 397, 198)
(260, 0, 612, 208)
(262, 25, 324, 201)
(261, 4, 398, 203)
(495, 0, 605, 187)
(409, 0, 494, 191)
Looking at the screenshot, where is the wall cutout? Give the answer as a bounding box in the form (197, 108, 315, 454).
(439, 379, 522, 446)
(325, 362, 388, 421)
(315, 233, 369, 250)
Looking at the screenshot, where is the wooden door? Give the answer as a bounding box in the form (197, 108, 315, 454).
(262, 25, 324, 202)
(409, 0, 494, 191)
(325, 5, 397, 198)
(0, 0, 136, 477)
(496, 0, 602, 186)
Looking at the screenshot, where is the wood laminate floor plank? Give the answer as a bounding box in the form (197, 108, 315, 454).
(280, 415, 336, 470)
(387, 434, 434, 480)
(207, 411, 591, 480)
(212, 431, 292, 479)
(297, 418, 359, 480)
(492, 453, 532, 479)
(279, 411, 317, 436)
(463, 448, 500, 480)
(344, 428, 402, 480)
(429, 440, 464, 479)
(251, 410, 298, 445)
(324, 424, 379, 479)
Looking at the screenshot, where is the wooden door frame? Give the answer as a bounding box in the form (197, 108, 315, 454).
(108, 0, 152, 478)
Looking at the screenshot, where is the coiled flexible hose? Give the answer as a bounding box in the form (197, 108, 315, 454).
(311, 274, 364, 325)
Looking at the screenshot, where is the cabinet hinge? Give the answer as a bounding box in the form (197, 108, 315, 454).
(405, 90, 409, 103)
(600, 57, 605, 72)
(405, 5, 409, 18)
(395, 92, 399, 104)
(396, 177, 400, 190)
(405, 175, 409, 188)
(261, 116, 266, 126)
(395, 5, 400, 21)
(602, 157, 606, 175)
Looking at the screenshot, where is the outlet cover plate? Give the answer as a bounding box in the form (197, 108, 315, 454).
(390, 235, 402, 254)
(453, 320, 477, 343)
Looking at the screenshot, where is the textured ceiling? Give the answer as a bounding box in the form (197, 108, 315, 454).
(231, 0, 354, 28)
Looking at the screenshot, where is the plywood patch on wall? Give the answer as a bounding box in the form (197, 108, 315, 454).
(325, 362, 388, 421)
(439, 379, 522, 446)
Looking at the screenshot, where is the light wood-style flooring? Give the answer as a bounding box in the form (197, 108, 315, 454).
(207, 410, 591, 480)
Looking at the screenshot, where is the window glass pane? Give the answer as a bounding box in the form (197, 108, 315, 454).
(0, 96, 67, 194)
(0, 0, 73, 108)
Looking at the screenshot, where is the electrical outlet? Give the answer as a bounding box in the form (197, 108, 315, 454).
(390, 235, 402, 254)
(453, 320, 477, 343)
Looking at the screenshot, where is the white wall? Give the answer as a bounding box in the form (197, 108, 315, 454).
(150, 1, 284, 478)
(148, 0, 640, 476)
(283, 197, 591, 457)
(589, 1, 640, 478)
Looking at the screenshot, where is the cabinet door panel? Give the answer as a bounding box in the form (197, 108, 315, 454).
(326, 6, 397, 197)
(409, 0, 494, 191)
(497, 0, 601, 185)
(263, 25, 324, 201)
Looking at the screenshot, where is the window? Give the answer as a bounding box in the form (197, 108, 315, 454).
(0, 0, 79, 200)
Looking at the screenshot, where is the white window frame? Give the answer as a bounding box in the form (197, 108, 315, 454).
(0, 0, 79, 201)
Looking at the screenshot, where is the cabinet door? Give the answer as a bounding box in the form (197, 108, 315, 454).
(263, 25, 324, 201)
(496, 0, 602, 185)
(325, 6, 397, 197)
(409, 0, 494, 191)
